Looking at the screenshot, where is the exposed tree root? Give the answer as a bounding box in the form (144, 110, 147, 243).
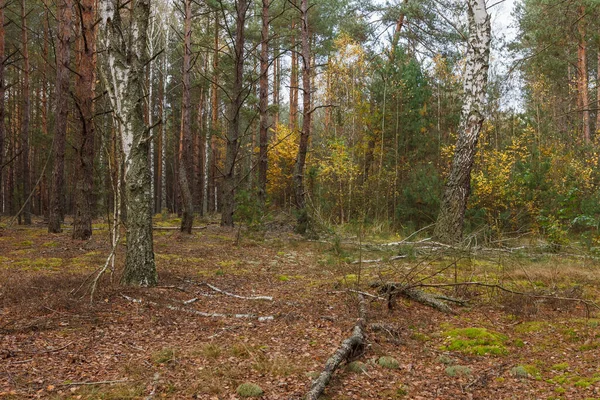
(305, 295, 367, 400)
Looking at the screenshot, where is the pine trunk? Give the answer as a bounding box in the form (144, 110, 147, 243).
(72, 0, 96, 240)
(221, 0, 247, 227)
(433, 0, 491, 244)
(179, 0, 194, 233)
(49, 0, 73, 232)
(20, 0, 31, 225)
(292, 0, 312, 233)
(258, 0, 269, 209)
(0, 0, 5, 209)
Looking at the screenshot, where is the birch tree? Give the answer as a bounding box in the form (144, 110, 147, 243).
(99, 0, 157, 286)
(433, 0, 491, 244)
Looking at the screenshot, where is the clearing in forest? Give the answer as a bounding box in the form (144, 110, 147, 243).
(1, 217, 600, 399)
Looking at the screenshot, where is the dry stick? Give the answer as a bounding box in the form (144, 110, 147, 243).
(165, 305, 274, 321)
(60, 379, 129, 386)
(203, 282, 273, 301)
(305, 294, 367, 400)
(25, 341, 74, 355)
(119, 293, 274, 321)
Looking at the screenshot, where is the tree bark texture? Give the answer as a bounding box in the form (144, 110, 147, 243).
(49, 0, 73, 232)
(20, 0, 31, 225)
(221, 0, 248, 227)
(289, 18, 298, 133)
(179, 0, 194, 233)
(305, 295, 366, 400)
(258, 0, 269, 209)
(0, 0, 5, 208)
(209, 12, 219, 214)
(576, 6, 590, 143)
(433, 0, 490, 244)
(293, 0, 312, 233)
(100, 0, 157, 286)
(72, 0, 97, 240)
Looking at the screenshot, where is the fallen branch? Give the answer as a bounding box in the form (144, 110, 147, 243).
(181, 278, 273, 301)
(351, 255, 407, 265)
(119, 294, 275, 321)
(415, 282, 600, 312)
(165, 305, 274, 321)
(60, 379, 129, 387)
(152, 226, 208, 230)
(305, 294, 367, 400)
(203, 282, 273, 301)
(371, 282, 456, 314)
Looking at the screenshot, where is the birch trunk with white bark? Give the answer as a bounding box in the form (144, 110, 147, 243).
(100, 0, 157, 286)
(433, 0, 491, 244)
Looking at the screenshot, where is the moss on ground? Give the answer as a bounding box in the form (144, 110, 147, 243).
(441, 327, 508, 356)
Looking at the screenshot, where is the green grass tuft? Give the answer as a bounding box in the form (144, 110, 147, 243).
(236, 383, 263, 397)
(377, 356, 399, 369)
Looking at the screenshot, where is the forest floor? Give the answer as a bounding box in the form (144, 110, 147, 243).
(2, 215, 600, 399)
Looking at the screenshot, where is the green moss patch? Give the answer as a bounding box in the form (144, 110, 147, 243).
(377, 356, 400, 369)
(347, 361, 368, 373)
(441, 327, 508, 356)
(445, 365, 472, 377)
(236, 383, 263, 397)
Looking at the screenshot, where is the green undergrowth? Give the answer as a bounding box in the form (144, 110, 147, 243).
(441, 327, 508, 356)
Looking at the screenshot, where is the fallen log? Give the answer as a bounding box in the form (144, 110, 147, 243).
(371, 282, 457, 314)
(305, 295, 367, 400)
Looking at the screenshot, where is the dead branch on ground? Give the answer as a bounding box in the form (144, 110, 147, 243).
(305, 294, 367, 400)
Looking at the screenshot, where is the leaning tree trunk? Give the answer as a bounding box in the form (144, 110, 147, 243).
(221, 0, 248, 227)
(49, 0, 73, 232)
(433, 0, 490, 244)
(179, 0, 194, 233)
(257, 0, 269, 209)
(292, 0, 312, 234)
(100, 0, 157, 286)
(72, 0, 97, 240)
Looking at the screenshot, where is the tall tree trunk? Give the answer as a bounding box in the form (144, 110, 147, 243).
(433, 0, 491, 244)
(209, 13, 219, 214)
(258, 0, 269, 209)
(195, 85, 205, 214)
(221, 0, 248, 227)
(273, 45, 280, 128)
(160, 25, 169, 212)
(100, 0, 157, 286)
(289, 19, 298, 132)
(577, 5, 590, 143)
(49, 0, 73, 232)
(597, 46, 600, 135)
(179, 0, 194, 233)
(0, 0, 5, 211)
(72, 0, 97, 240)
(292, 0, 312, 233)
(20, 0, 31, 225)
